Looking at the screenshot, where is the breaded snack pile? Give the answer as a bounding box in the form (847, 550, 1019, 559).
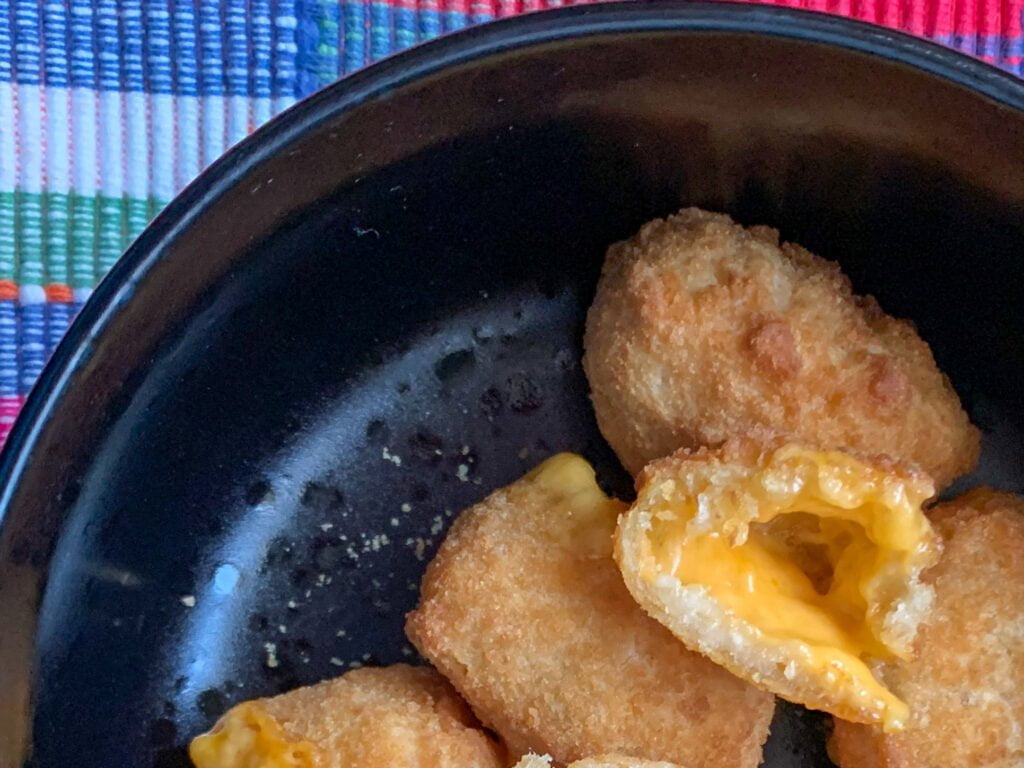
(406, 453, 774, 766)
(191, 208, 1008, 768)
(189, 665, 504, 768)
(830, 490, 1024, 767)
(583, 207, 979, 489)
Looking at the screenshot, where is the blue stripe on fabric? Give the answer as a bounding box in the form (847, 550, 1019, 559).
(19, 302, 45, 396)
(45, 301, 72, 362)
(226, 0, 249, 98)
(369, 2, 392, 62)
(0, 1, 486, 92)
(43, 2, 70, 89)
(146, 0, 174, 95)
(172, 0, 199, 98)
(442, 9, 469, 33)
(318, 0, 342, 89)
(342, 1, 367, 74)
(96, 0, 121, 91)
(0, 301, 16, 398)
(252, 0, 273, 98)
(69, 0, 95, 89)
(0, 0, 11, 82)
(199, 0, 225, 96)
(417, 6, 442, 44)
(394, 6, 418, 52)
(272, 0, 298, 97)
(122, 0, 145, 91)
(14, 0, 41, 85)
(295, 0, 322, 97)
(934, 34, 1024, 58)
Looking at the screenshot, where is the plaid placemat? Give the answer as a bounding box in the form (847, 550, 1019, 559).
(0, 0, 1021, 447)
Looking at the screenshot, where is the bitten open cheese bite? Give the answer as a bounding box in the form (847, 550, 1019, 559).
(407, 453, 774, 767)
(615, 436, 941, 731)
(189, 664, 504, 768)
(830, 490, 1024, 768)
(583, 207, 979, 489)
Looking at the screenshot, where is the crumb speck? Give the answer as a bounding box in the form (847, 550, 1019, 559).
(456, 464, 469, 482)
(382, 447, 402, 466)
(287, 599, 298, 609)
(336, 629, 347, 637)
(400, 502, 412, 513)
(461, 445, 470, 455)
(390, 517, 399, 527)
(330, 657, 345, 667)
(180, 595, 196, 608)
(349, 661, 362, 669)
(430, 516, 444, 535)
(264, 642, 279, 668)
(278, 625, 287, 634)
(518, 446, 531, 459)
(319, 522, 334, 532)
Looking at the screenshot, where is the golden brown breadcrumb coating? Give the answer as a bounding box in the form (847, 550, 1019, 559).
(583, 207, 978, 489)
(514, 754, 681, 768)
(830, 489, 1024, 767)
(189, 664, 504, 768)
(406, 454, 774, 767)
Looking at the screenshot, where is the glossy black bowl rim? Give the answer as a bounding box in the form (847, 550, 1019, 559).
(2, 1, 1023, 526)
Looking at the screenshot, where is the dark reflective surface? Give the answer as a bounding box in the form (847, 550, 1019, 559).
(2, 5, 1023, 766)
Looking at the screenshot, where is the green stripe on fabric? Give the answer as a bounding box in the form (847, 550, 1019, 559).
(17, 192, 45, 287)
(0, 191, 167, 289)
(44, 192, 71, 286)
(0, 192, 15, 281)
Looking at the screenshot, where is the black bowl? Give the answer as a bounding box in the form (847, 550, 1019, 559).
(3, 4, 1024, 766)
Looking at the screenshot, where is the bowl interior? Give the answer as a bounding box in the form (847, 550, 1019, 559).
(6, 8, 1024, 766)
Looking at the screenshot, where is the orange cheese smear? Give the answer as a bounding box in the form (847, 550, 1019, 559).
(189, 702, 316, 768)
(634, 441, 939, 731)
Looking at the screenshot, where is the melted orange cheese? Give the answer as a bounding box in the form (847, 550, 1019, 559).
(189, 702, 317, 768)
(524, 452, 628, 557)
(641, 445, 937, 731)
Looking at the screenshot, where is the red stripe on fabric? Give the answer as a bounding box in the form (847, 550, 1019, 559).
(0, 281, 18, 302)
(44, 284, 74, 303)
(0, 395, 26, 448)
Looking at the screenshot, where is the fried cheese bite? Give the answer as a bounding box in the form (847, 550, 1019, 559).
(406, 453, 774, 767)
(189, 664, 504, 768)
(615, 436, 941, 731)
(515, 754, 681, 768)
(583, 207, 979, 489)
(830, 489, 1024, 767)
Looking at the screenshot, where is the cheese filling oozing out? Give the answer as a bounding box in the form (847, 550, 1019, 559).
(189, 702, 316, 768)
(640, 444, 938, 731)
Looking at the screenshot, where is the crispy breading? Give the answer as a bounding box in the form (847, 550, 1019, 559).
(514, 754, 681, 768)
(582, 207, 978, 489)
(830, 490, 1024, 767)
(189, 664, 504, 768)
(406, 453, 774, 767)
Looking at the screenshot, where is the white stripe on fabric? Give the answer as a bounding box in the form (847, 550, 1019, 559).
(1, 86, 276, 199)
(71, 87, 97, 196)
(99, 90, 123, 197)
(0, 83, 15, 192)
(151, 92, 176, 202)
(177, 92, 201, 190)
(125, 90, 149, 200)
(17, 83, 43, 194)
(228, 93, 250, 147)
(45, 85, 71, 194)
(201, 94, 226, 169)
